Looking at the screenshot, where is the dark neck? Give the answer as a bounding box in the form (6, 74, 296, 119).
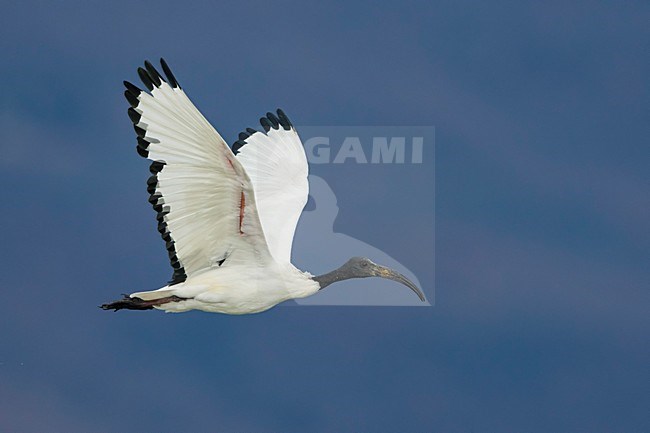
(314, 266, 353, 289)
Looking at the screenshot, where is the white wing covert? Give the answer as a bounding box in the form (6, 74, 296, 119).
(124, 59, 272, 285)
(232, 110, 309, 263)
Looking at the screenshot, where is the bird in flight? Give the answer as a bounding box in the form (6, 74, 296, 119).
(101, 59, 425, 314)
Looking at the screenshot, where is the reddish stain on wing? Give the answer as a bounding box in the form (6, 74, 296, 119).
(239, 191, 245, 234)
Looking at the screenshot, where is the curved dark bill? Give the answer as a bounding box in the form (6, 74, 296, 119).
(373, 265, 426, 302)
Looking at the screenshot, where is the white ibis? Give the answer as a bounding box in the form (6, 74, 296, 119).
(101, 59, 425, 314)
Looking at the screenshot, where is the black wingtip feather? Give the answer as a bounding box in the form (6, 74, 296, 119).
(145, 160, 188, 286)
(277, 109, 292, 130)
(134, 124, 147, 138)
(266, 112, 280, 129)
(144, 60, 162, 87)
(137, 136, 149, 150)
(148, 193, 162, 205)
(146, 176, 158, 195)
(137, 67, 154, 91)
(128, 107, 141, 124)
(136, 139, 149, 158)
(231, 127, 261, 155)
(124, 90, 139, 107)
(160, 58, 180, 89)
(149, 161, 165, 174)
(169, 272, 187, 286)
(136, 147, 148, 158)
(260, 117, 271, 132)
(232, 139, 246, 154)
(124, 80, 142, 95)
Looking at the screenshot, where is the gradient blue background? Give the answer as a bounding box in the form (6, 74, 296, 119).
(1, 1, 648, 432)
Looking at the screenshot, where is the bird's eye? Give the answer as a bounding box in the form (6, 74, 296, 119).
(361, 261, 368, 267)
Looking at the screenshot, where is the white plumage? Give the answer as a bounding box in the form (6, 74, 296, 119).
(101, 59, 424, 314)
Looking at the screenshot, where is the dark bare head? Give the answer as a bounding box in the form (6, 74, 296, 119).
(313, 256, 425, 301)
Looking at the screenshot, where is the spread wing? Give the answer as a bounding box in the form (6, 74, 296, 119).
(232, 110, 309, 263)
(124, 59, 272, 285)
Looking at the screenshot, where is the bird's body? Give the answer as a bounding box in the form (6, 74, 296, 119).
(101, 59, 424, 314)
(133, 262, 318, 314)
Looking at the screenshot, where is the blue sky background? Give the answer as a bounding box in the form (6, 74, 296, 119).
(1, 1, 648, 432)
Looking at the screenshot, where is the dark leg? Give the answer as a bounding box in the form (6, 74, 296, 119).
(100, 295, 185, 312)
